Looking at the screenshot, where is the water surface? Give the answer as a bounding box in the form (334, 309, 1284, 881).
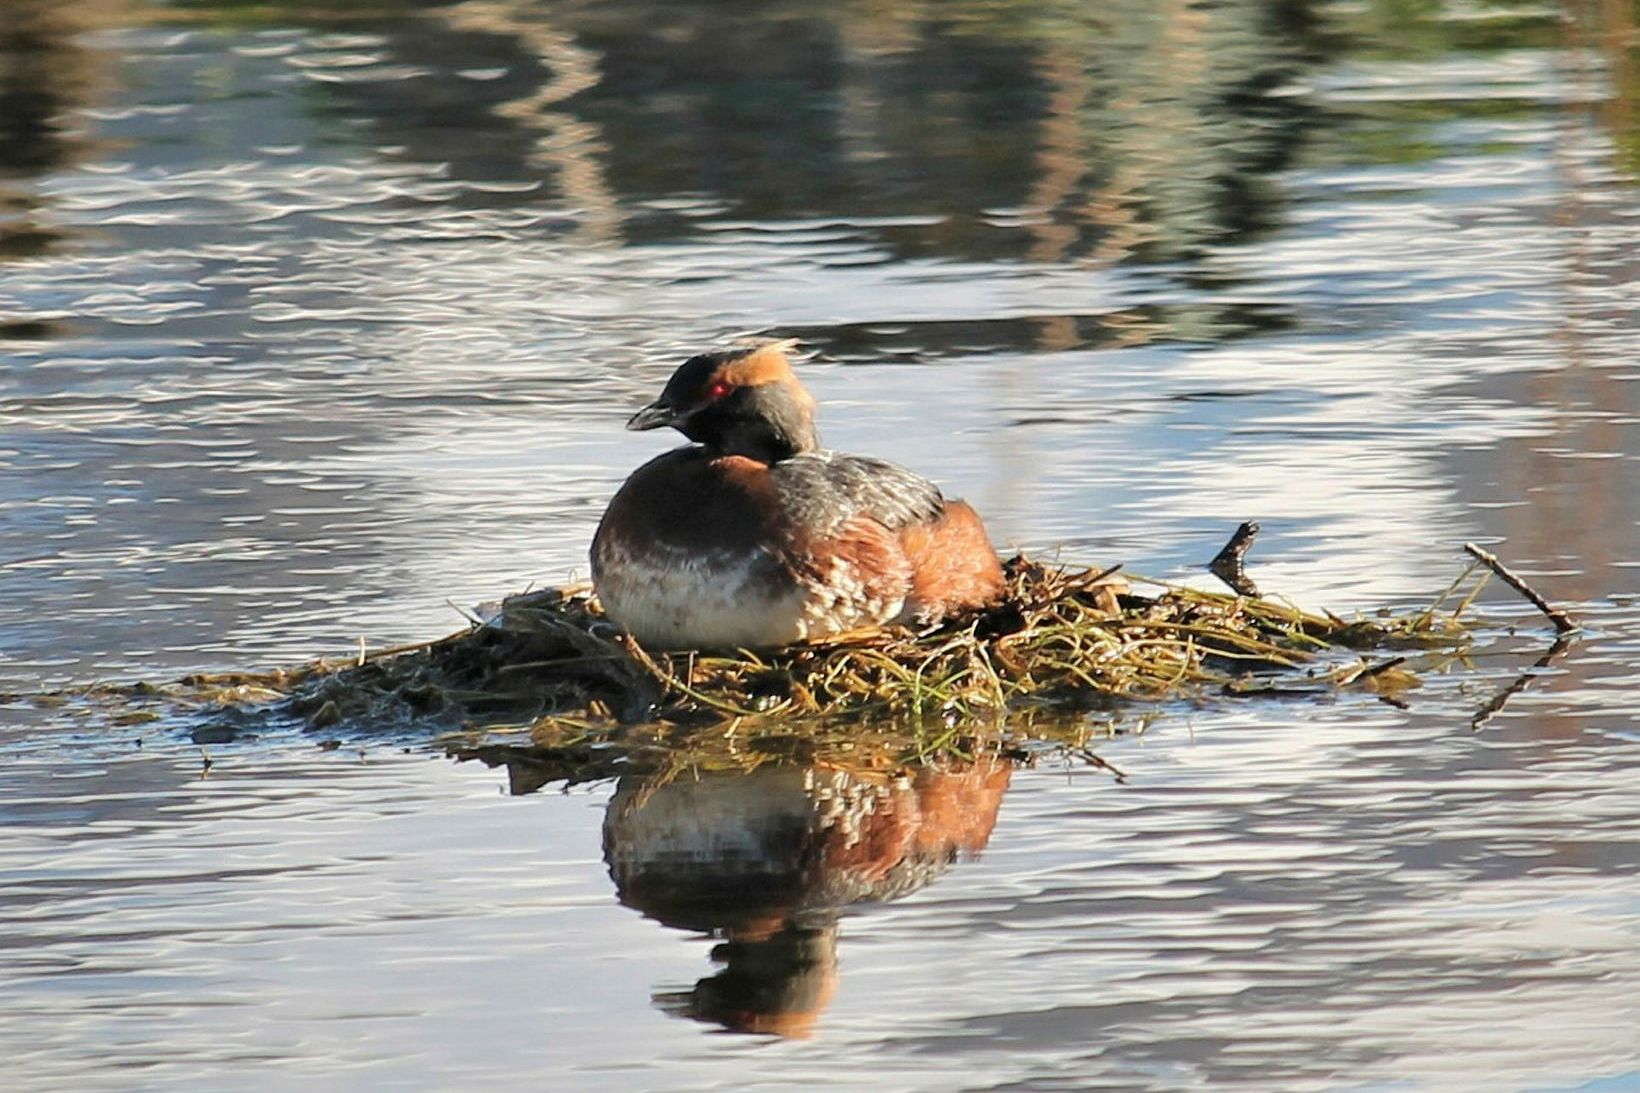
(2, 0, 1637, 1088)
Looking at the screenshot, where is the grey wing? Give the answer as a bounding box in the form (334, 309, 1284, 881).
(771, 451, 945, 535)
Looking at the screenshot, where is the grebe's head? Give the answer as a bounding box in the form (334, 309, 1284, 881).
(627, 339, 818, 463)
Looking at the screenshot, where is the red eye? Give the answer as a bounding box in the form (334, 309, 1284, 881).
(707, 379, 734, 400)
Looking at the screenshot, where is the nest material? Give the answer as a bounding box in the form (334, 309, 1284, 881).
(244, 554, 1470, 740)
(17, 540, 1572, 790)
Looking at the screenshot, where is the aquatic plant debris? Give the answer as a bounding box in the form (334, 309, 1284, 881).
(12, 532, 1577, 776)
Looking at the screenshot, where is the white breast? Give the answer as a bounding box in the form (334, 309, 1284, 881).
(593, 541, 806, 649)
(593, 542, 906, 650)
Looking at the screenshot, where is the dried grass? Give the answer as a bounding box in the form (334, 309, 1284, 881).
(14, 542, 1569, 785)
(231, 554, 1475, 739)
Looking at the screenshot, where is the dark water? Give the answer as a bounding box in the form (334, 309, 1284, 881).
(2, 0, 1638, 1088)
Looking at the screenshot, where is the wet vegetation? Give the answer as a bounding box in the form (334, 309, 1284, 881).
(21, 531, 1576, 792)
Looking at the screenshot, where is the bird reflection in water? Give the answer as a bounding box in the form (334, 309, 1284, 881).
(603, 758, 1011, 1037)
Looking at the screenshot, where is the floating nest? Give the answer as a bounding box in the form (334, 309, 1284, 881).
(34, 534, 1571, 785)
(210, 555, 1472, 731)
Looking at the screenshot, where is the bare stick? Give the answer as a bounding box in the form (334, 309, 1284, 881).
(1461, 543, 1578, 634)
(1075, 747, 1128, 782)
(1208, 521, 1261, 597)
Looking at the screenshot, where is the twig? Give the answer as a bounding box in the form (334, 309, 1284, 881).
(1074, 748, 1128, 782)
(620, 634, 763, 718)
(1449, 570, 1492, 623)
(357, 636, 445, 663)
(1461, 543, 1578, 633)
(1207, 521, 1261, 597)
(1065, 563, 1125, 594)
(1410, 558, 1483, 633)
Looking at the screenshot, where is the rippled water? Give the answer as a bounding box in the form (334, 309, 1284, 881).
(2, 0, 1638, 1088)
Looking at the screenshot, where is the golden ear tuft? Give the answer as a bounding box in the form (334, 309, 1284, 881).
(728, 336, 801, 356)
(721, 338, 803, 387)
